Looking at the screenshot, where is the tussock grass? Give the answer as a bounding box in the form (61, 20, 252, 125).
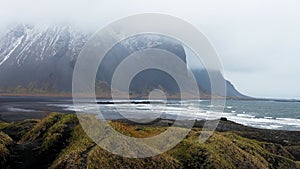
(1, 113, 300, 169)
(0, 131, 13, 167)
(1, 119, 38, 141)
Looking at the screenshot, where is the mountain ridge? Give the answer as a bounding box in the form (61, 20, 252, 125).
(0, 24, 248, 99)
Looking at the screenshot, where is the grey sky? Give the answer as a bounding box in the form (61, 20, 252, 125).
(0, 0, 299, 99)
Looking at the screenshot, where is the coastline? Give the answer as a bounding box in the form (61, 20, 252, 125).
(0, 93, 253, 100)
(0, 95, 300, 131)
(1, 110, 300, 145)
(1, 93, 299, 103)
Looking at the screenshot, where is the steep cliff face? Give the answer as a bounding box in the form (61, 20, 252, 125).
(192, 69, 249, 98)
(0, 24, 247, 98)
(98, 34, 187, 94)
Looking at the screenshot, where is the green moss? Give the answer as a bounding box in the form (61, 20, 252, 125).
(16, 113, 79, 168)
(230, 132, 300, 169)
(87, 145, 179, 169)
(62, 120, 300, 169)
(40, 114, 78, 152)
(167, 130, 300, 169)
(0, 121, 10, 130)
(109, 121, 167, 138)
(51, 120, 179, 169)
(198, 132, 300, 169)
(19, 112, 62, 143)
(1, 119, 38, 141)
(168, 137, 213, 168)
(50, 125, 95, 169)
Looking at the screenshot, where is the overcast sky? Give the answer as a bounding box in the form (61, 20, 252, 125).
(0, 0, 300, 99)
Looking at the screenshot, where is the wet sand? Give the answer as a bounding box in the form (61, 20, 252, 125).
(0, 96, 73, 122)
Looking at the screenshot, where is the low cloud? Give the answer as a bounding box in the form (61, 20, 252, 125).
(0, 0, 300, 99)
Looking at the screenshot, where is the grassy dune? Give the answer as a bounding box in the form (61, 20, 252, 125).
(0, 113, 300, 169)
(0, 131, 13, 168)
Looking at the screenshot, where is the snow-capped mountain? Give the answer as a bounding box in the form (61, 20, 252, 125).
(0, 24, 89, 91)
(0, 24, 247, 98)
(0, 24, 187, 93)
(0, 24, 88, 66)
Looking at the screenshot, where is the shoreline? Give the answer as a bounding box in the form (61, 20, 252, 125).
(1, 109, 300, 132)
(0, 93, 300, 102)
(0, 109, 300, 136)
(0, 95, 300, 132)
(0, 96, 300, 135)
(1, 94, 299, 103)
(0, 93, 255, 100)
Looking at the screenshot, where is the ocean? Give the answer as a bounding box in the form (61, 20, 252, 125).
(55, 99, 300, 131)
(0, 97, 300, 131)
